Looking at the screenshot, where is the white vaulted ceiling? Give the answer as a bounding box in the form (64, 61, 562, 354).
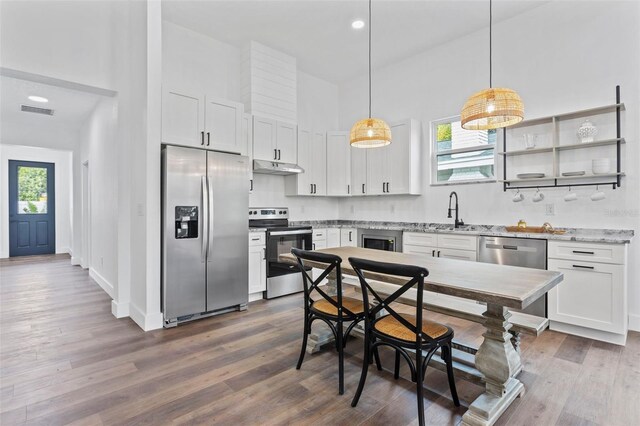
(162, 0, 549, 83)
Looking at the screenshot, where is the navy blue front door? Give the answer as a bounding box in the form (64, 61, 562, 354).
(8, 160, 56, 256)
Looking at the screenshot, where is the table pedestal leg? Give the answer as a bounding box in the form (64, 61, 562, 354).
(306, 274, 337, 354)
(461, 304, 524, 426)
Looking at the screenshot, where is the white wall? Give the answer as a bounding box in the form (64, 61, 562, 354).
(0, 144, 74, 258)
(337, 1, 640, 325)
(79, 98, 119, 297)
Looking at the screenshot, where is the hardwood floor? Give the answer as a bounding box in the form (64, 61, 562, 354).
(1, 255, 638, 425)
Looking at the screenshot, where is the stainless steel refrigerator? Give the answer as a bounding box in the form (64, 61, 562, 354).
(162, 145, 249, 327)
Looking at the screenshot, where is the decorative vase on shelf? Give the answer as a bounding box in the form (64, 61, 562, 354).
(577, 120, 598, 143)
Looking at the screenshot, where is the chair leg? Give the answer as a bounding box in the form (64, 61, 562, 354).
(373, 344, 382, 371)
(443, 343, 460, 407)
(337, 320, 344, 395)
(296, 316, 309, 370)
(394, 349, 400, 379)
(415, 348, 425, 426)
(351, 332, 370, 407)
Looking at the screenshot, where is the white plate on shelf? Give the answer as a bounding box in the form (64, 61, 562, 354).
(516, 173, 546, 179)
(561, 171, 586, 177)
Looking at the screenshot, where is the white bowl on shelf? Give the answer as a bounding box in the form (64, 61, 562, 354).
(592, 159, 611, 175)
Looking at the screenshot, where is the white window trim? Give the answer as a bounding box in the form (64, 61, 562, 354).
(430, 115, 497, 186)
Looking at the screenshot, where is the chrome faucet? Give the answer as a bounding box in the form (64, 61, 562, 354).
(447, 191, 464, 228)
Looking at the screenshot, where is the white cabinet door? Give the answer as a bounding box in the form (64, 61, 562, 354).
(437, 248, 477, 261)
(340, 228, 357, 247)
(403, 244, 437, 257)
(253, 116, 278, 161)
(276, 121, 297, 163)
(311, 131, 327, 196)
(248, 244, 266, 294)
(327, 229, 340, 248)
(296, 128, 313, 195)
(386, 120, 411, 194)
(351, 147, 368, 196)
(162, 89, 204, 147)
(366, 144, 387, 195)
(326, 131, 351, 196)
(243, 114, 254, 192)
(548, 259, 625, 334)
(204, 96, 244, 154)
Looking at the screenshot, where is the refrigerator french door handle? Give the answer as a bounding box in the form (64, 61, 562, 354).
(207, 176, 214, 258)
(201, 176, 209, 262)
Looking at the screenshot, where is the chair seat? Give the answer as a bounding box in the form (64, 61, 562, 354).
(374, 313, 449, 342)
(311, 297, 365, 316)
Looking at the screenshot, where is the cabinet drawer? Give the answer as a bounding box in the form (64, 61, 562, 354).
(437, 248, 476, 262)
(403, 244, 436, 257)
(548, 259, 625, 334)
(248, 232, 265, 246)
(548, 241, 626, 265)
(313, 229, 327, 241)
(403, 232, 437, 248)
(437, 234, 477, 251)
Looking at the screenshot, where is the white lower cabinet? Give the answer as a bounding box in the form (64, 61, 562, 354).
(327, 228, 340, 248)
(340, 228, 357, 247)
(547, 241, 628, 344)
(248, 233, 266, 297)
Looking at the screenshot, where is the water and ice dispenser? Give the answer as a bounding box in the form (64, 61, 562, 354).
(175, 206, 198, 239)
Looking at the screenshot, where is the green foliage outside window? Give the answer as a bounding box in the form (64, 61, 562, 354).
(18, 167, 47, 201)
(437, 123, 452, 142)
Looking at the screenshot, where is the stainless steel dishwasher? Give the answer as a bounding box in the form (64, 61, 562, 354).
(478, 236, 547, 317)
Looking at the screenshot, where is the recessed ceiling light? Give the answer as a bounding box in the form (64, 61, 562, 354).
(28, 95, 48, 103)
(351, 20, 365, 29)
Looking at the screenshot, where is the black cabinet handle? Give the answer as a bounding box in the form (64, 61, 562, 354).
(262, 247, 266, 260)
(347, 184, 350, 194)
(312, 243, 316, 250)
(251, 237, 260, 241)
(362, 183, 365, 194)
(310, 184, 313, 194)
(572, 250, 595, 255)
(573, 264, 595, 270)
(201, 131, 205, 146)
(432, 249, 435, 257)
(274, 148, 277, 160)
(349, 231, 352, 242)
(278, 149, 281, 160)
(437, 250, 441, 257)
(386, 182, 390, 193)
(207, 132, 210, 146)
(250, 179, 253, 191)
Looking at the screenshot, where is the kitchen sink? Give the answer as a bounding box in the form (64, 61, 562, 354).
(505, 226, 566, 235)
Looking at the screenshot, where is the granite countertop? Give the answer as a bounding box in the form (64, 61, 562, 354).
(288, 220, 634, 244)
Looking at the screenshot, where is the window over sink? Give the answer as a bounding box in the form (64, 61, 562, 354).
(431, 116, 496, 185)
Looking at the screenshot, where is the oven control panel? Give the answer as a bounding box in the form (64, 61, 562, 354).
(248, 207, 289, 219)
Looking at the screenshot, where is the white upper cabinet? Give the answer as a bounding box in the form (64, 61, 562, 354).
(285, 129, 326, 196)
(161, 88, 245, 155)
(366, 119, 422, 196)
(252, 116, 298, 163)
(326, 131, 351, 196)
(276, 121, 297, 164)
(252, 116, 278, 161)
(351, 147, 368, 196)
(204, 96, 244, 154)
(162, 89, 204, 147)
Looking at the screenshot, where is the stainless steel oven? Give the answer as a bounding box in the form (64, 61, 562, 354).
(249, 208, 312, 299)
(360, 229, 403, 252)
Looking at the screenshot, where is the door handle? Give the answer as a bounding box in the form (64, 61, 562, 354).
(207, 132, 210, 146)
(207, 176, 214, 258)
(503, 245, 519, 250)
(201, 176, 208, 262)
(201, 131, 205, 146)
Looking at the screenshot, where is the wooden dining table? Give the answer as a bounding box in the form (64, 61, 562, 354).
(280, 246, 564, 426)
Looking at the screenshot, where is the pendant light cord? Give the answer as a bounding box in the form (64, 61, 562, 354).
(368, 0, 372, 118)
(489, 0, 492, 88)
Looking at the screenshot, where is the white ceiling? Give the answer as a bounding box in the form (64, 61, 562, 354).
(162, 0, 549, 84)
(0, 76, 102, 150)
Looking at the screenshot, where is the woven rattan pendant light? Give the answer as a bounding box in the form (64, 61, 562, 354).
(461, 0, 524, 130)
(350, 0, 391, 148)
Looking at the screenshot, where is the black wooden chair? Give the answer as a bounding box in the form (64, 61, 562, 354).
(291, 248, 374, 395)
(348, 257, 460, 426)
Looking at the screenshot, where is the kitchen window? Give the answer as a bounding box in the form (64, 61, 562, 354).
(431, 116, 496, 185)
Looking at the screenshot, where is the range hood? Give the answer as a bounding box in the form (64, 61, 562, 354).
(253, 160, 304, 176)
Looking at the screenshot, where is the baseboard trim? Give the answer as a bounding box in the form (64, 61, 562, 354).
(248, 292, 264, 302)
(71, 256, 81, 266)
(629, 314, 640, 332)
(89, 268, 114, 298)
(111, 300, 130, 318)
(549, 320, 627, 346)
(0, 251, 8, 259)
(129, 302, 163, 331)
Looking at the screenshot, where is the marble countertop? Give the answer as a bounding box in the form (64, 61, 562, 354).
(288, 220, 634, 244)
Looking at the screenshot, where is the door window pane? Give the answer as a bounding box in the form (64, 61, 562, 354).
(17, 166, 48, 214)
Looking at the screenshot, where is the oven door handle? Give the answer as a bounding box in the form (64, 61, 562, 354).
(269, 229, 313, 236)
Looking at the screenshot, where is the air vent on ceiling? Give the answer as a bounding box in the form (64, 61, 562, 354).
(21, 105, 54, 116)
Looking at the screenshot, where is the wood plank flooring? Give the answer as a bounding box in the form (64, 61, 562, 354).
(1, 254, 638, 425)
